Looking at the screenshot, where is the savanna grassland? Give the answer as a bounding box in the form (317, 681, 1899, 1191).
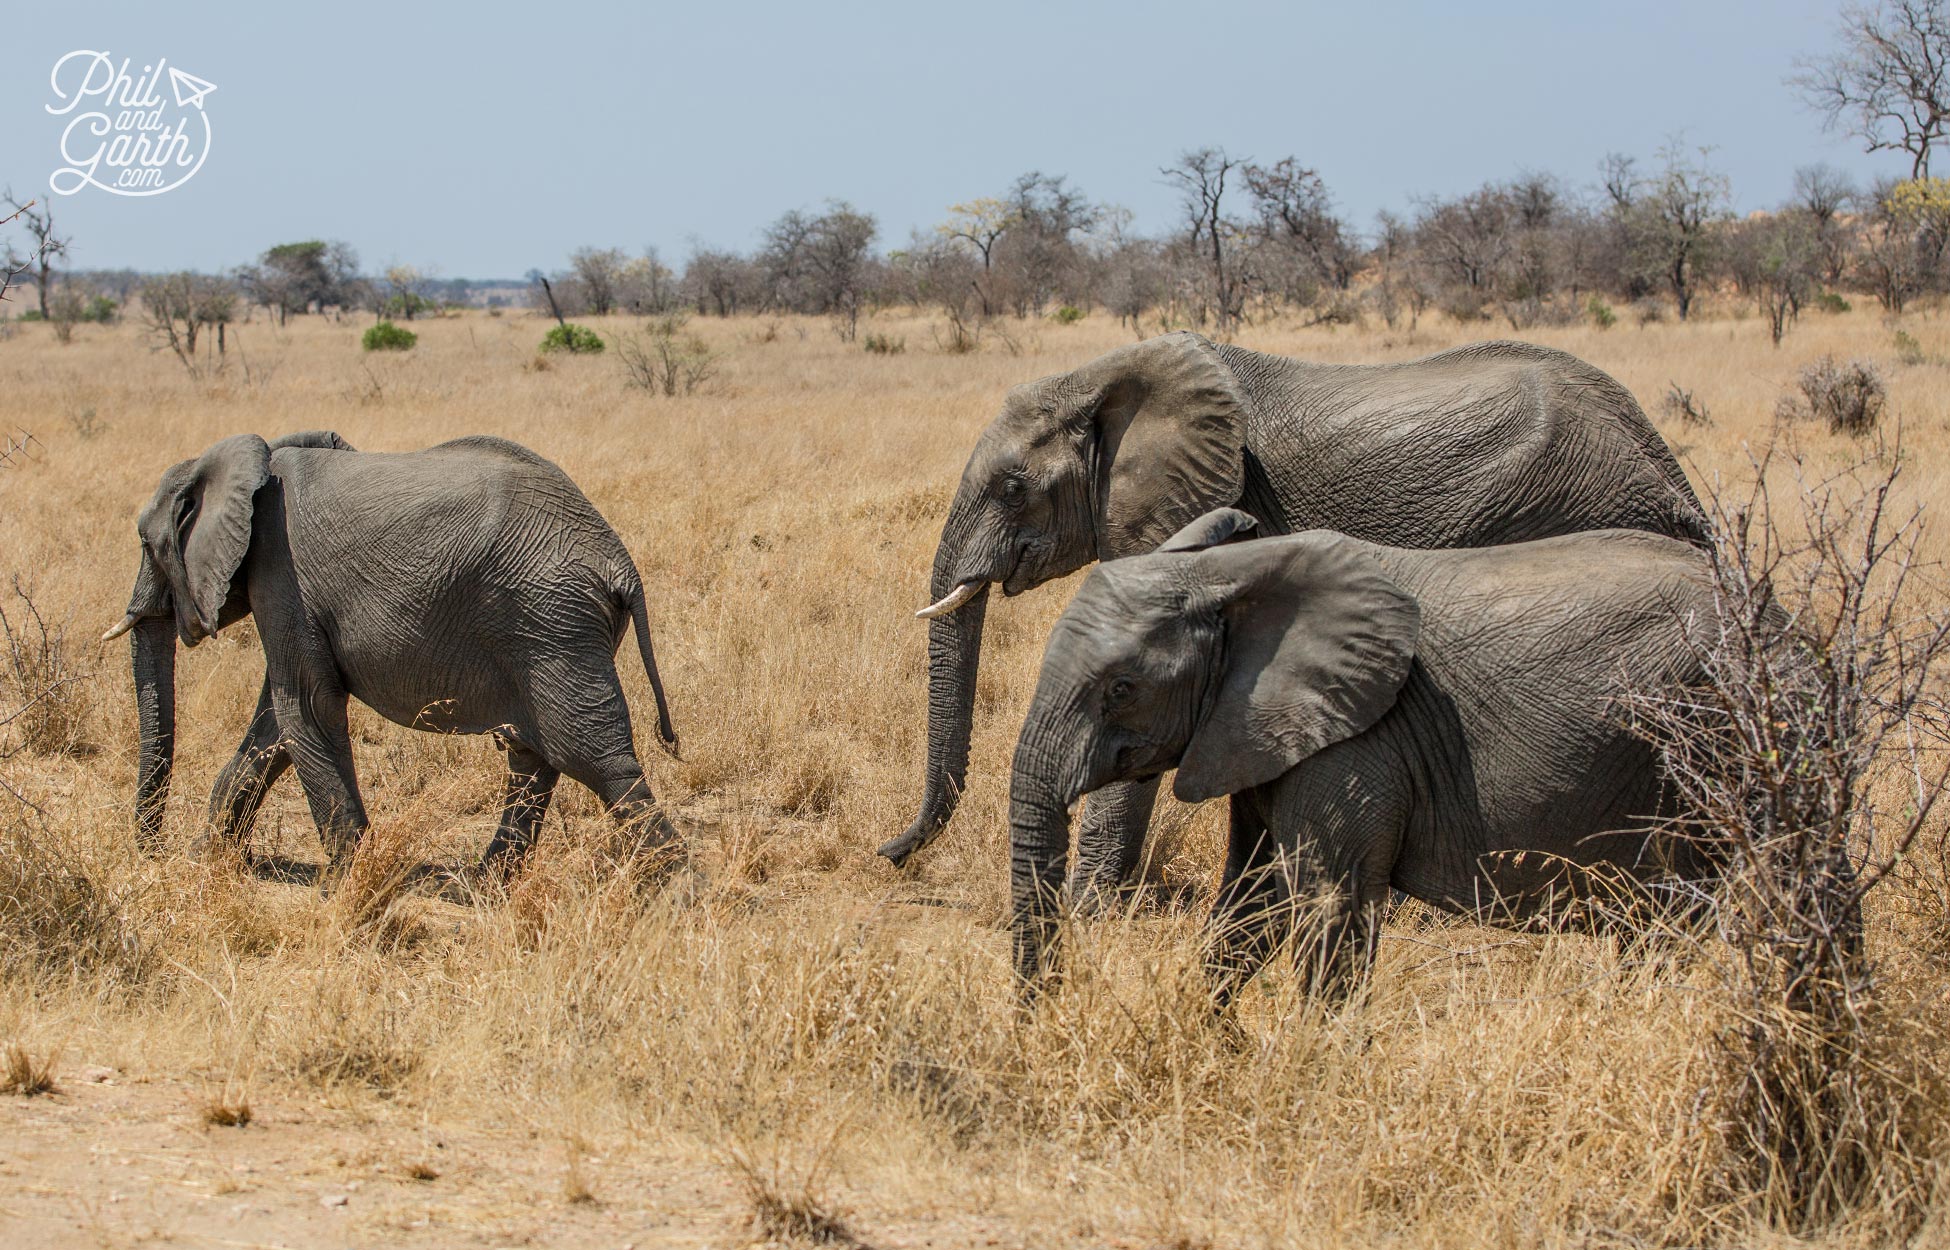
(8, 302, 1950, 1249)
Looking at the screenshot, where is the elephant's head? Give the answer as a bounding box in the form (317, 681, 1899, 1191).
(1005, 510, 1420, 989)
(104, 432, 348, 842)
(882, 332, 1252, 867)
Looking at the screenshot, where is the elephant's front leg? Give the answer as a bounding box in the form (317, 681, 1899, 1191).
(1069, 774, 1162, 914)
(1205, 799, 1292, 1011)
(268, 676, 369, 881)
(202, 675, 292, 862)
(480, 745, 560, 880)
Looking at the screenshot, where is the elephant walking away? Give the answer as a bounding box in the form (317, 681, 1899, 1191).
(1004, 509, 1719, 1000)
(886, 333, 1709, 896)
(106, 430, 681, 880)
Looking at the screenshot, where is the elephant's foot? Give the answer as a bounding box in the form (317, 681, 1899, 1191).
(187, 830, 254, 872)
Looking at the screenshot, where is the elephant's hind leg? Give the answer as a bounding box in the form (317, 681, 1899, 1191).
(480, 745, 560, 879)
(203, 676, 292, 861)
(529, 661, 679, 861)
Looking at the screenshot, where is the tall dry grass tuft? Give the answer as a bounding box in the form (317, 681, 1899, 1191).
(1627, 435, 1950, 1232)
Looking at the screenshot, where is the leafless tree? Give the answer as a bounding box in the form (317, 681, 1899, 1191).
(569, 247, 628, 317)
(759, 203, 878, 338)
(681, 246, 760, 316)
(139, 272, 239, 375)
(1242, 158, 1357, 302)
(1161, 147, 1247, 335)
(1793, 164, 1861, 283)
(1794, 0, 1950, 179)
(1603, 142, 1731, 321)
(1000, 172, 1095, 317)
(1, 189, 70, 320)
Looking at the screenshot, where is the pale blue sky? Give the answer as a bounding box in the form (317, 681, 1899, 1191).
(0, 0, 1891, 278)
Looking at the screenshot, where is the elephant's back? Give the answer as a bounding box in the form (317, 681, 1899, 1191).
(1380, 529, 1712, 667)
(1223, 341, 1706, 549)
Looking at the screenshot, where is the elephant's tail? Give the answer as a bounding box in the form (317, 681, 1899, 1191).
(622, 577, 680, 759)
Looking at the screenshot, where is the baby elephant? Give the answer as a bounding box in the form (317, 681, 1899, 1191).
(1006, 508, 1716, 1000)
(107, 430, 681, 879)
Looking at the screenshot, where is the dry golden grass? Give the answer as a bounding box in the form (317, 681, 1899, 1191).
(4, 302, 1950, 1246)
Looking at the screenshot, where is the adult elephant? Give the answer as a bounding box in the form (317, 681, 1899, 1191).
(1005, 509, 1719, 998)
(105, 430, 681, 880)
(881, 332, 1709, 890)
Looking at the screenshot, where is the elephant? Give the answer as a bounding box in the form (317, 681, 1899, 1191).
(1003, 508, 1718, 1000)
(105, 430, 682, 879)
(883, 332, 1711, 906)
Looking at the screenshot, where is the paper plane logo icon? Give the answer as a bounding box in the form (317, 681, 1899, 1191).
(167, 67, 216, 110)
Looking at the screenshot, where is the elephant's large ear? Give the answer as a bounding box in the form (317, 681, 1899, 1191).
(1074, 332, 1247, 558)
(136, 434, 271, 641)
(1174, 533, 1420, 803)
(268, 429, 355, 452)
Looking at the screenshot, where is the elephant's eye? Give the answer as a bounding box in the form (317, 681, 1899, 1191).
(997, 476, 1026, 506)
(1104, 676, 1136, 709)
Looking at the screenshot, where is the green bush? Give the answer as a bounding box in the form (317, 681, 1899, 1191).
(81, 295, 117, 323)
(541, 323, 605, 355)
(1051, 305, 1085, 324)
(862, 332, 905, 355)
(1895, 329, 1927, 365)
(362, 320, 418, 352)
(1585, 295, 1616, 330)
(16, 309, 43, 322)
(1814, 291, 1852, 315)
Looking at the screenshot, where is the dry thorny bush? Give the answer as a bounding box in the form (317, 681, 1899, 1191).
(1625, 433, 1950, 1232)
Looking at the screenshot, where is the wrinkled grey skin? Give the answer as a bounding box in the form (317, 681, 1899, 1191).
(116, 430, 680, 879)
(1006, 509, 1716, 1000)
(885, 332, 1709, 902)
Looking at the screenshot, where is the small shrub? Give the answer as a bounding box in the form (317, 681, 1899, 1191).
(201, 1092, 252, 1126)
(617, 315, 719, 395)
(1051, 304, 1085, 324)
(16, 309, 43, 322)
(540, 323, 604, 355)
(1894, 329, 1929, 366)
(81, 295, 116, 323)
(67, 407, 104, 441)
(862, 332, 904, 355)
(523, 353, 553, 373)
(1586, 295, 1616, 330)
(1, 580, 91, 757)
(1, 1044, 56, 1096)
(1633, 297, 1666, 326)
(1661, 381, 1711, 427)
(1776, 356, 1887, 435)
(1813, 291, 1851, 314)
(361, 320, 417, 352)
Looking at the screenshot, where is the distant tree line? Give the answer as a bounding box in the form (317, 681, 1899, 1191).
(12, 2, 1950, 352)
(16, 146, 1950, 355)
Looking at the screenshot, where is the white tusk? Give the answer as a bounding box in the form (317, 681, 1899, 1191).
(101, 614, 137, 642)
(915, 580, 985, 619)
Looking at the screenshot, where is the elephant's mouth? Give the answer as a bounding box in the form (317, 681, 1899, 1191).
(1000, 540, 1038, 596)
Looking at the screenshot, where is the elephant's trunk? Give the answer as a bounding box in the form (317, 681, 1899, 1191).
(879, 533, 992, 868)
(1007, 721, 1076, 990)
(131, 615, 177, 847)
